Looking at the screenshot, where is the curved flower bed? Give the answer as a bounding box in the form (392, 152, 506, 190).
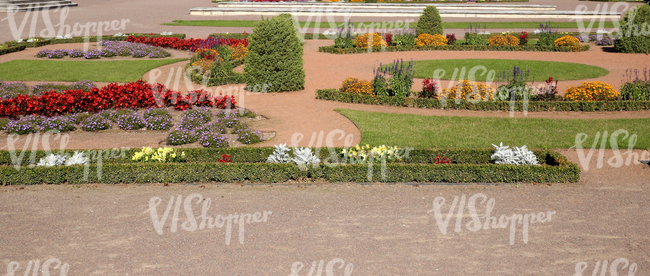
(35, 41, 172, 59)
(0, 80, 236, 118)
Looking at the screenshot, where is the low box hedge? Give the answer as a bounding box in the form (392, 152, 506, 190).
(0, 45, 26, 56)
(318, 44, 590, 54)
(0, 148, 579, 184)
(316, 89, 650, 112)
(4, 40, 50, 48)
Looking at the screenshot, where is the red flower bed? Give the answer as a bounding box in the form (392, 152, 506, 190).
(126, 36, 248, 51)
(0, 80, 236, 118)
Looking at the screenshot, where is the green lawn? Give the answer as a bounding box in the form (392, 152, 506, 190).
(338, 109, 650, 150)
(0, 59, 187, 82)
(396, 59, 608, 81)
(163, 20, 618, 30)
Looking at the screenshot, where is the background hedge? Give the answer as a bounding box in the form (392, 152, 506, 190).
(316, 88, 650, 112)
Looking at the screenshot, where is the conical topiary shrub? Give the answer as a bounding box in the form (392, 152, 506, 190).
(244, 15, 306, 92)
(416, 6, 444, 37)
(615, 4, 650, 53)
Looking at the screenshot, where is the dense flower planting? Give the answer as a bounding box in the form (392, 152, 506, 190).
(354, 33, 387, 48)
(439, 80, 495, 101)
(563, 81, 619, 101)
(415, 34, 448, 46)
(554, 35, 581, 47)
(341, 77, 374, 97)
(488, 34, 519, 46)
(35, 42, 171, 59)
(126, 35, 248, 51)
(0, 80, 236, 118)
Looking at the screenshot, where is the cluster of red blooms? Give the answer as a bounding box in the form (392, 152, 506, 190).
(519, 32, 529, 45)
(218, 154, 232, 163)
(126, 36, 248, 51)
(434, 155, 452, 164)
(0, 80, 236, 119)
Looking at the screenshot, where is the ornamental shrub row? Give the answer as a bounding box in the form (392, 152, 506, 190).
(0, 149, 578, 184)
(0, 45, 27, 56)
(316, 88, 650, 111)
(318, 44, 590, 54)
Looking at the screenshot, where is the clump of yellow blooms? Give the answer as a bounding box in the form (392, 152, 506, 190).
(354, 33, 387, 48)
(554, 35, 581, 47)
(132, 147, 186, 163)
(190, 59, 215, 73)
(230, 44, 249, 60)
(439, 80, 495, 101)
(488, 34, 519, 46)
(341, 144, 404, 163)
(415, 34, 448, 46)
(563, 81, 620, 101)
(340, 77, 374, 97)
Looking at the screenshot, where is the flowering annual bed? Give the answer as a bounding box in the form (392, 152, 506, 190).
(126, 35, 248, 51)
(35, 41, 171, 59)
(0, 80, 236, 118)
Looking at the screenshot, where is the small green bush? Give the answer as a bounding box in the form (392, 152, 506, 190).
(244, 14, 306, 92)
(465, 33, 486, 46)
(416, 6, 444, 36)
(615, 4, 650, 53)
(392, 32, 416, 47)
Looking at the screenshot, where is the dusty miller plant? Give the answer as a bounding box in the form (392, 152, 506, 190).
(37, 151, 89, 167)
(267, 144, 292, 163)
(491, 142, 539, 165)
(291, 147, 320, 170)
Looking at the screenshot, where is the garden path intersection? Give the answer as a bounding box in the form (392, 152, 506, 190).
(0, 0, 649, 275)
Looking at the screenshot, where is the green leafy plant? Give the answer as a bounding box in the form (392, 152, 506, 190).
(615, 4, 650, 53)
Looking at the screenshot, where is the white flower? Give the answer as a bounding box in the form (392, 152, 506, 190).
(64, 34, 72, 39)
(55, 35, 63, 39)
(17, 39, 23, 42)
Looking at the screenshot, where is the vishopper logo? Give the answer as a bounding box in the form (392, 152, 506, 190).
(4, 258, 69, 276)
(573, 258, 638, 276)
(1, 4, 130, 45)
(427, 193, 556, 245)
(573, 2, 640, 38)
(145, 193, 272, 245)
(571, 129, 649, 171)
(289, 258, 353, 276)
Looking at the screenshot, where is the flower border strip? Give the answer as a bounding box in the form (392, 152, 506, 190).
(316, 89, 650, 112)
(318, 44, 590, 54)
(0, 148, 579, 184)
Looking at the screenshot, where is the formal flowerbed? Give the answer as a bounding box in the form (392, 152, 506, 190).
(0, 145, 579, 184)
(0, 79, 235, 119)
(318, 62, 650, 112)
(35, 41, 172, 59)
(184, 36, 250, 86)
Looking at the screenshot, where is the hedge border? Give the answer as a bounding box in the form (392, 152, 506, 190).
(0, 45, 27, 56)
(318, 44, 590, 54)
(316, 89, 650, 112)
(0, 148, 579, 184)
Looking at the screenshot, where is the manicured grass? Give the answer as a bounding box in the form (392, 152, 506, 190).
(163, 20, 618, 29)
(0, 59, 187, 83)
(396, 59, 608, 81)
(337, 109, 650, 149)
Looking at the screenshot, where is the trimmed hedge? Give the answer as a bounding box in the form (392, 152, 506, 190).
(318, 44, 590, 54)
(0, 45, 26, 56)
(0, 148, 579, 184)
(316, 88, 650, 112)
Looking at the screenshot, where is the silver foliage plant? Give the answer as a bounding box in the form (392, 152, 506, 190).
(266, 144, 292, 163)
(267, 144, 320, 169)
(37, 151, 89, 167)
(490, 142, 539, 165)
(291, 147, 320, 169)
